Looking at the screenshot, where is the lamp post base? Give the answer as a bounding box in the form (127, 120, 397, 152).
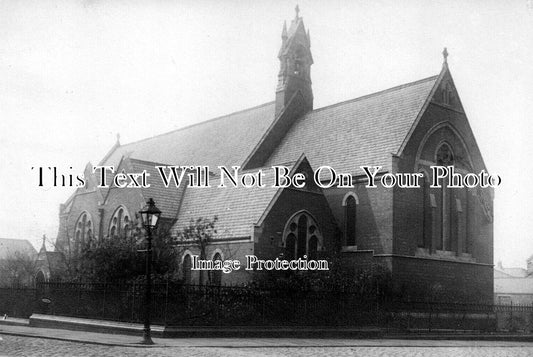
(141, 328, 154, 345)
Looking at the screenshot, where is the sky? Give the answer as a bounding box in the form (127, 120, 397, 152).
(0, 0, 532, 267)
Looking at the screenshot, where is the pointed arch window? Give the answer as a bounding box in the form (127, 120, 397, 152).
(209, 252, 223, 286)
(283, 211, 323, 259)
(285, 233, 296, 260)
(75, 211, 93, 253)
(436, 143, 455, 251)
(442, 82, 455, 105)
(419, 172, 432, 249)
(182, 254, 192, 284)
(108, 206, 131, 239)
(343, 193, 358, 247)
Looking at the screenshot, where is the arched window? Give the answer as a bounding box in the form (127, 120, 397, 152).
(108, 206, 131, 238)
(344, 195, 357, 246)
(285, 233, 296, 260)
(296, 215, 308, 258)
(75, 211, 93, 252)
(283, 211, 323, 259)
(308, 235, 318, 260)
(436, 143, 455, 251)
(415, 124, 476, 257)
(182, 254, 192, 284)
(342, 192, 359, 247)
(419, 172, 432, 249)
(442, 82, 455, 105)
(209, 253, 223, 286)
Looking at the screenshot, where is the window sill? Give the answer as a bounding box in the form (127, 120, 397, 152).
(416, 248, 476, 263)
(341, 246, 358, 252)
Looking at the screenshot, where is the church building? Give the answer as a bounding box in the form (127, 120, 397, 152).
(55, 8, 494, 303)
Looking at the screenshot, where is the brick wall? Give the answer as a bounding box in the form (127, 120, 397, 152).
(323, 184, 393, 254)
(387, 255, 494, 303)
(255, 187, 339, 260)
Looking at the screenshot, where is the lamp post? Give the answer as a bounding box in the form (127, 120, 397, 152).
(139, 198, 161, 345)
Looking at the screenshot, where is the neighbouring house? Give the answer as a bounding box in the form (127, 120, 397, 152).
(494, 257, 533, 305)
(34, 236, 67, 283)
(0, 238, 37, 287)
(53, 7, 494, 303)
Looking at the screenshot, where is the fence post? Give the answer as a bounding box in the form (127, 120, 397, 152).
(131, 282, 136, 322)
(102, 282, 106, 319)
(428, 302, 432, 332)
(165, 280, 169, 326)
(76, 283, 81, 316)
(510, 301, 513, 331)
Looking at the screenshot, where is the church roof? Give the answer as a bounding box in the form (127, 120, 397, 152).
(171, 165, 292, 240)
(102, 102, 276, 169)
(96, 73, 439, 233)
(265, 75, 439, 176)
(102, 73, 439, 181)
(0, 238, 37, 260)
(129, 158, 184, 220)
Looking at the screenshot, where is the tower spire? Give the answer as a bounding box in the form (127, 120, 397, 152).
(442, 47, 449, 66)
(275, 6, 313, 116)
(41, 234, 47, 253)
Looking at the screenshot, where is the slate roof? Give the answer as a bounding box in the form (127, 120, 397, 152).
(103, 102, 276, 169)
(496, 267, 529, 278)
(90, 73, 440, 239)
(0, 238, 37, 260)
(265, 75, 439, 176)
(495, 263, 530, 278)
(131, 159, 184, 220)
(171, 166, 291, 239)
(495, 277, 533, 295)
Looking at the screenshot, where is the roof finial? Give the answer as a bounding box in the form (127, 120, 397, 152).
(41, 234, 47, 252)
(442, 47, 448, 65)
(116, 132, 121, 144)
(295, 4, 300, 20)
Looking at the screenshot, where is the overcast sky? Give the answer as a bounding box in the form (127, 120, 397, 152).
(0, 0, 532, 267)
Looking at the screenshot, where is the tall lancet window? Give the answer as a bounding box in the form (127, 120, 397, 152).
(344, 194, 358, 247)
(283, 211, 323, 259)
(418, 172, 432, 249)
(436, 143, 455, 251)
(108, 206, 131, 239)
(74, 212, 93, 253)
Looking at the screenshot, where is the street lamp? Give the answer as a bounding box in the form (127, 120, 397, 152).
(139, 198, 161, 345)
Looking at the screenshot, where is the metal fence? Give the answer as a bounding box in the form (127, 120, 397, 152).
(1, 282, 532, 332)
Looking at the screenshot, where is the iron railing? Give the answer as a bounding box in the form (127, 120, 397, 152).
(1, 282, 532, 332)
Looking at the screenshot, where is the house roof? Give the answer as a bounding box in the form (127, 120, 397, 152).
(0, 238, 37, 260)
(265, 75, 439, 176)
(171, 165, 292, 240)
(495, 277, 533, 295)
(102, 102, 276, 169)
(496, 267, 529, 278)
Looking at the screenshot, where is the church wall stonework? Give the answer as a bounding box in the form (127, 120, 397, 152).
(254, 187, 339, 262)
(52, 10, 495, 307)
(391, 100, 494, 301)
(323, 184, 393, 254)
(390, 256, 494, 303)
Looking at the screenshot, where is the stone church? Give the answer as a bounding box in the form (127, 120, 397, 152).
(55, 9, 494, 302)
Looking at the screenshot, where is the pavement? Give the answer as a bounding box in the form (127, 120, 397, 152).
(1, 317, 533, 356)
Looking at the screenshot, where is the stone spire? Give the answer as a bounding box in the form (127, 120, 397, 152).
(275, 7, 313, 116)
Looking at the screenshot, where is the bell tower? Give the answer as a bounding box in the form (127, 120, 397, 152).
(275, 5, 313, 116)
